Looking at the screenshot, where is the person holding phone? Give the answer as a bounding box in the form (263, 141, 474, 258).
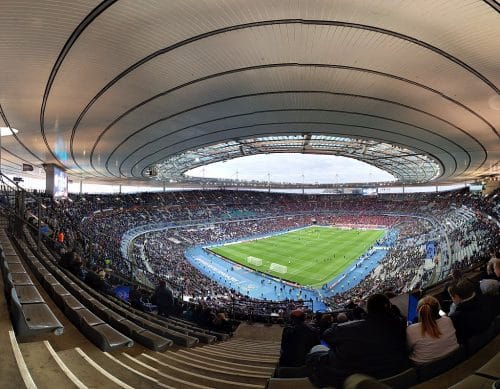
(406, 295, 459, 364)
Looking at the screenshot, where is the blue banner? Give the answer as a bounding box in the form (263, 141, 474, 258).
(112, 285, 130, 301)
(426, 241, 435, 258)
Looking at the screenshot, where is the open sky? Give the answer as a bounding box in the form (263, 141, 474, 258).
(186, 153, 395, 184)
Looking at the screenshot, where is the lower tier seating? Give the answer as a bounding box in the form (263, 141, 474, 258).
(1, 232, 63, 338)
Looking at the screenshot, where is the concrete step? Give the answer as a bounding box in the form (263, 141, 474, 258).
(19, 341, 78, 389)
(218, 343, 280, 352)
(222, 338, 280, 347)
(149, 351, 270, 385)
(205, 343, 280, 356)
(112, 352, 211, 389)
(5, 330, 36, 389)
(82, 348, 168, 388)
(57, 348, 127, 389)
(212, 337, 279, 345)
(165, 350, 274, 375)
(193, 347, 278, 366)
(135, 353, 264, 389)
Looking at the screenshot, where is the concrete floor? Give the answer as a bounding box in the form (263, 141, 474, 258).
(233, 322, 284, 342)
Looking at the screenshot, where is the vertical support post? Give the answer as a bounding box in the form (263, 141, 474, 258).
(37, 201, 41, 250)
(15, 187, 25, 238)
(0, 123, 2, 175)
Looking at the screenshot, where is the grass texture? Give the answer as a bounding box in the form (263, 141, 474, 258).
(209, 226, 384, 287)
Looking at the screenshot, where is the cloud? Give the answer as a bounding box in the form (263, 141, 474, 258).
(186, 154, 395, 184)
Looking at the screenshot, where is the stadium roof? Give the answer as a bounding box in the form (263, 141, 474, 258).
(0, 0, 498, 186)
(157, 135, 440, 183)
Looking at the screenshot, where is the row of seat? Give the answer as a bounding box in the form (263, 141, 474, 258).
(119, 297, 230, 342)
(0, 230, 63, 338)
(1, 229, 279, 388)
(22, 226, 200, 350)
(451, 350, 500, 388)
(31, 226, 229, 346)
(33, 245, 196, 349)
(267, 330, 500, 388)
(340, 349, 500, 389)
(22, 228, 178, 352)
(15, 232, 136, 351)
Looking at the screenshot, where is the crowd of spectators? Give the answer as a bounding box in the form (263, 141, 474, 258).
(277, 259, 499, 387)
(130, 214, 402, 298)
(19, 188, 499, 318)
(5, 184, 498, 384)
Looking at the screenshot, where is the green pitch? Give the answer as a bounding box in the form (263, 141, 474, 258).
(209, 226, 385, 288)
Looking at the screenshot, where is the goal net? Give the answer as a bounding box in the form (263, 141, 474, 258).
(247, 256, 263, 266)
(270, 262, 288, 274)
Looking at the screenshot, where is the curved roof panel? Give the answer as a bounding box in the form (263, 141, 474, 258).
(0, 0, 498, 184)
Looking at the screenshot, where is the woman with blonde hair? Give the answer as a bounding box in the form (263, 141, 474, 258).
(406, 295, 459, 364)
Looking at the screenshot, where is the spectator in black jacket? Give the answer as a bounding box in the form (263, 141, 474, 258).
(212, 312, 233, 333)
(152, 280, 174, 317)
(129, 285, 144, 310)
(479, 278, 500, 317)
(310, 294, 409, 388)
(447, 278, 494, 343)
(85, 265, 100, 288)
(279, 309, 320, 368)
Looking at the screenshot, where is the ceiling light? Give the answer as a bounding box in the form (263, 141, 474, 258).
(0, 127, 19, 136)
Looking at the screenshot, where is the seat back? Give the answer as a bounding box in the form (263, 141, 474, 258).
(465, 323, 496, 356)
(1, 258, 10, 285)
(266, 377, 316, 389)
(10, 288, 25, 334)
(345, 374, 391, 389)
(277, 366, 309, 378)
(416, 346, 466, 381)
(380, 368, 418, 389)
(5, 272, 14, 292)
(10, 286, 64, 337)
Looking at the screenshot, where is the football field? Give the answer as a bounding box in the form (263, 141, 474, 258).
(209, 226, 385, 287)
